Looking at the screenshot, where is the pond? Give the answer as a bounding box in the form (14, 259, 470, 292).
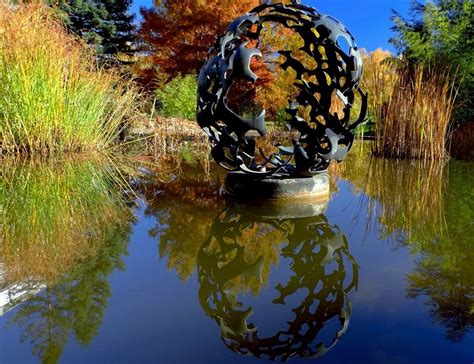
(0, 149, 472, 364)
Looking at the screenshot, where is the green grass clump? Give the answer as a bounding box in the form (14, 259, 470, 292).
(0, 2, 139, 156)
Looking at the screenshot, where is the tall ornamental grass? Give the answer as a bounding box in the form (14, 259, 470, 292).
(370, 63, 457, 160)
(0, 2, 139, 156)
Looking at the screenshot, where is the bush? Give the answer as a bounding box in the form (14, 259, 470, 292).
(0, 2, 140, 156)
(155, 74, 197, 120)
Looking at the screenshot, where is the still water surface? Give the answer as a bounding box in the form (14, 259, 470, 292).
(0, 152, 472, 364)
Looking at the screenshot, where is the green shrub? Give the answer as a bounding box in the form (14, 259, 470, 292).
(155, 74, 197, 120)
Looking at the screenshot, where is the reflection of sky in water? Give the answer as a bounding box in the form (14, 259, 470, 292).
(0, 166, 473, 364)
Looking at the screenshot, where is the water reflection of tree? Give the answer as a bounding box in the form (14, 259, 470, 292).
(141, 188, 284, 291)
(139, 163, 225, 280)
(340, 151, 474, 342)
(407, 256, 474, 343)
(198, 209, 358, 361)
(8, 225, 131, 364)
(405, 161, 473, 342)
(147, 198, 222, 280)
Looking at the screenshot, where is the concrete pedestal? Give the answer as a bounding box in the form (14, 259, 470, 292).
(225, 172, 330, 219)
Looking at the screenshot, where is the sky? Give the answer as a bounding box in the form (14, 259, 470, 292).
(130, 0, 414, 53)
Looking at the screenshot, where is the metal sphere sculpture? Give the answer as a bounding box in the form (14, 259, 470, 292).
(197, 1, 367, 177)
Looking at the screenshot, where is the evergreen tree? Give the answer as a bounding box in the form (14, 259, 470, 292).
(50, 0, 136, 60)
(100, 0, 136, 57)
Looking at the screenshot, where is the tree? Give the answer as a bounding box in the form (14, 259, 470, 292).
(390, 0, 473, 123)
(9, 224, 131, 364)
(405, 159, 474, 342)
(50, 0, 136, 60)
(139, 0, 311, 122)
(139, 0, 260, 84)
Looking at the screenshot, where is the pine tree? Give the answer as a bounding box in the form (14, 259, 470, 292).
(100, 0, 135, 57)
(50, 0, 136, 60)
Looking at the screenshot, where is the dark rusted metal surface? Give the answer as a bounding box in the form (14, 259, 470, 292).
(197, 2, 367, 177)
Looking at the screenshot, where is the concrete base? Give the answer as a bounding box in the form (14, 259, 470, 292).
(225, 172, 330, 200)
(225, 172, 330, 219)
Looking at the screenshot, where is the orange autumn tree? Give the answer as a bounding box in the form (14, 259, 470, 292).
(139, 0, 260, 85)
(256, 22, 308, 122)
(139, 0, 301, 121)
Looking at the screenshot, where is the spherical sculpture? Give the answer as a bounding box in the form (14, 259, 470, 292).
(197, 1, 367, 177)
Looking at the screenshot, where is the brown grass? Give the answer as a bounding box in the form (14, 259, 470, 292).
(143, 116, 209, 156)
(370, 64, 457, 160)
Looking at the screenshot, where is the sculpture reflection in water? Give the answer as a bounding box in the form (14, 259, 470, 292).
(197, 208, 358, 361)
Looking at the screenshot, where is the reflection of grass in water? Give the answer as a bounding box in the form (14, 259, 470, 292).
(337, 144, 446, 242)
(364, 158, 445, 242)
(0, 155, 135, 282)
(339, 148, 474, 341)
(338, 143, 472, 248)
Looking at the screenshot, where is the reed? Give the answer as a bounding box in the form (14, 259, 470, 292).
(145, 116, 210, 163)
(370, 63, 456, 160)
(361, 50, 398, 135)
(0, 2, 140, 156)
